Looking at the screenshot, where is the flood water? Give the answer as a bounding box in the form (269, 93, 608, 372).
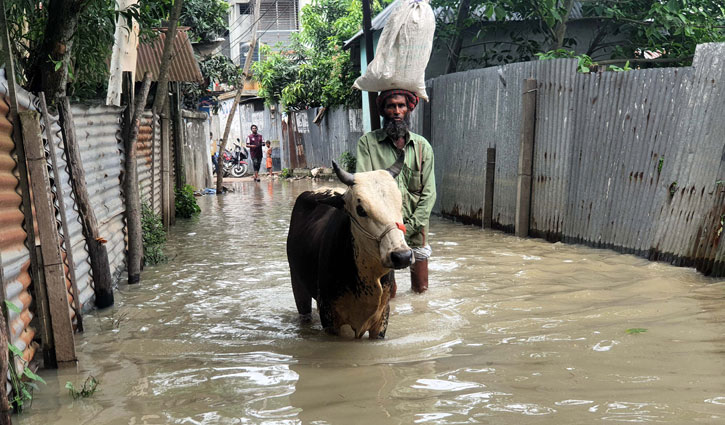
(17, 179, 725, 424)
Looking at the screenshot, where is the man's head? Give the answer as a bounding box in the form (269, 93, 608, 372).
(251, 125, 258, 134)
(377, 90, 419, 141)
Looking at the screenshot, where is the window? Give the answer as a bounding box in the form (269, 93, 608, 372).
(239, 2, 251, 15)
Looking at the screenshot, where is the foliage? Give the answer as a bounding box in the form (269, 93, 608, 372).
(339, 152, 357, 173)
(608, 61, 633, 72)
(280, 168, 293, 178)
(535, 49, 595, 73)
(432, 0, 725, 72)
(175, 184, 201, 218)
(141, 203, 167, 266)
(4, 300, 46, 413)
(180, 0, 229, 43)
(625, 328, 648, 334)
(66, 376, 99, 399)
(181, 55, 245, 109)
(253, 0, 393, 110)
(5, 0, 226, 101)
(4, 0, 121, 99)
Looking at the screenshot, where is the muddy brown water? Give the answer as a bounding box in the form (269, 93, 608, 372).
(16, 180, 725, 424)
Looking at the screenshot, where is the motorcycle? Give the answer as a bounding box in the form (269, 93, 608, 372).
(222, 148, 249, 178)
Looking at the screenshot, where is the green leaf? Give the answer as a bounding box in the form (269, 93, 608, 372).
(54, 60, 62, 71)
(23, 367, 47, 384)
(21, 388, 32, 401)
(626, 328, 648, 334)
(8, 343, 23, 357)
(5, 300, 21, 314)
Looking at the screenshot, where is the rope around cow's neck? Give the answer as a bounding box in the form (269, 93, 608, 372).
(348, 214, 403, 243)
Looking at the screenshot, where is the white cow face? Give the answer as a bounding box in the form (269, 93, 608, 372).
(334, 156, 413, 270)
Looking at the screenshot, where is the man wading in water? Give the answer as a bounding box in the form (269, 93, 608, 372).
(356, 89, 436, 296)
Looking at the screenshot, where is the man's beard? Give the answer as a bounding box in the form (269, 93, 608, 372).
(383, 114, 411, 140)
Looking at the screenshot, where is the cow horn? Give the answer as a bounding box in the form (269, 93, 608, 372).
(387, 151, 405, 178)
(332, 160, 355, 186)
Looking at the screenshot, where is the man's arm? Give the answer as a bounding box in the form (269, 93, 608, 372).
(355, 134, 373, 172)
(405, 143, 436, 234)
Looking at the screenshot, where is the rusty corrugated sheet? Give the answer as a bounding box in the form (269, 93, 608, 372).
(136, 28, 203, 83)
(0, 96, 36, 370)
(139, 111, 159, 211)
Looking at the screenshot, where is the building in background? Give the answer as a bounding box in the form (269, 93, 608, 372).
(224, 0, 310, 68)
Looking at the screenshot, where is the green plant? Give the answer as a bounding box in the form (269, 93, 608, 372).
(179, 0, 229, 43)
(669, 181, 678, 197)
(4, 300, 46, 413)
(657, 156, 665, 174)
(141, 203, 167, 266)
(608, 61, 633, 72)
(175, 184, 201, 218)
(253, 0, 391, 110)
(280, 168, 293, 178)
(626, 328, 648, 334)
(536, 49, 595, 73)
(65, 376, 99, 399)
(339, 152, 357, 173)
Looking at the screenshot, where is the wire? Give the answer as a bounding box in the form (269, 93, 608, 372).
(230, 0, 299, 65)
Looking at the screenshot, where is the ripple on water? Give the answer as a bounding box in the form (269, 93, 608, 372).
(18, 181, 725, 425)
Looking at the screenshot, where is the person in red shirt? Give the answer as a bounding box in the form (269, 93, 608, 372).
(245, 124, 264, 182)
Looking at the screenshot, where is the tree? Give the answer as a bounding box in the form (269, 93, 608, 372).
(253, 0, 393, 111)
(4, 0, 226, 103)
(180, 0, 228, 43)
(433, 0, 725, 73)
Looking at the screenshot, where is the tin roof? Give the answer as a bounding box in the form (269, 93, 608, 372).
(136, 28, 204, 83)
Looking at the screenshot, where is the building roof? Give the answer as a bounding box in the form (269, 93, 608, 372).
(136, 28, 204, 83)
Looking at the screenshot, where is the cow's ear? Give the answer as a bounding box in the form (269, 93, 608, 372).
(314, 190, 345, 209)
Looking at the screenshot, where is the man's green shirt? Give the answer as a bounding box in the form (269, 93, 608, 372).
(356, 129, 436, 247)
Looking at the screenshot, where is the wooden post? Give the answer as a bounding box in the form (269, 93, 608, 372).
(58, 98, 114, 307)
(484, 147, 496, 228)
(19, 111, 76, 364)
(172, 83, 185, 189)
(151, 111, 157, 213)
(123, 73, 153, 284)
(161, 97, 171, 228)
(39, 93, 83, 332)
(515, 79, 537, 237)
(361, 0, 379, 130)
(33, 245, 55, 368)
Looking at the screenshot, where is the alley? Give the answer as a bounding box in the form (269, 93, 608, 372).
(17, 180, 725, 424)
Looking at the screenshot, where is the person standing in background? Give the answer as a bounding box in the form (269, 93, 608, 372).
(246, 124, 263, 182)
(265, 141, 273, 178)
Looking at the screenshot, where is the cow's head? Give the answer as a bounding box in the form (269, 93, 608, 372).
(331, 153, 413, 270)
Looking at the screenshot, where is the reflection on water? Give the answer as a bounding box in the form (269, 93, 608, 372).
(17, 179, 725, 424)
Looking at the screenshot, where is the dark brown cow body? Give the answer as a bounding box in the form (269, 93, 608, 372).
(286, 160, 412, 338)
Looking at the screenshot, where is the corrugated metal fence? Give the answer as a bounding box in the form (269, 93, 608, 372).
(408, 42, 725, 276)
(1, 66, 175, 373)
(284, 106, 364, 169)
(139, 111, 162, 215)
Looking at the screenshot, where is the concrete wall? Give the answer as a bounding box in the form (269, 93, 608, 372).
(181, 110, 213, 189)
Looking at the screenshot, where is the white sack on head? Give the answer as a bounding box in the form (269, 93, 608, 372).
(353, 0, 436, 101)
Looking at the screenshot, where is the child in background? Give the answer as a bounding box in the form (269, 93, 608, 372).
(265, 141, 273, 177)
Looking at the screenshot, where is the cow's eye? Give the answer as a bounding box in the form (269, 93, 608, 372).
(356, 205, 368, 217)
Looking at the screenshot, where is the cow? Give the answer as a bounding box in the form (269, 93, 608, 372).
(287, 153, 413, 339)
